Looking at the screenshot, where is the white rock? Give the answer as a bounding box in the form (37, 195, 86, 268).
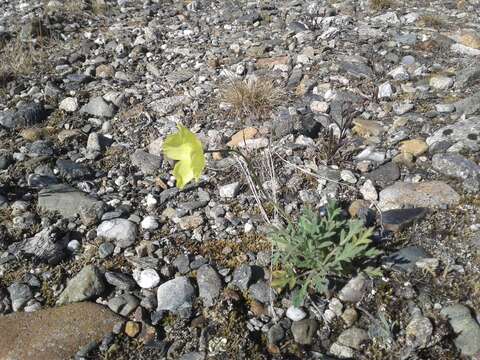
(429, 75, 454, 90)
(96, 219, 137, 248)
(286, 306, 307, 321)
(148, 137, 163, 156)
(134, 268, 160, 289)
(145, 194, 158, 209)
(360, 179, 378, 201)
(388, 66, 410, 81)
(59, 97, 79, 112)
(141, 216, 159, 230)
(340, 170, 357, 184)
(435, 103, 455, 113)
(219, 182, 240, 198)
(378, 82, 393, 99)
(310, 100, 329, 113)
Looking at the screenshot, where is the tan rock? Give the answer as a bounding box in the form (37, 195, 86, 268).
(96, 64, 115, 78)
(57, 129, 83, 143)
(227, 127, 258, 147)
(125, 321, 141, 337)
(256, 56, 289, 69)
(352, 119, 384, 138)
(0, 302, 122, 360)
(399, 139, 428, 157)
(348, 199, 371, 218)
(459, 30, 480, 49)
(20, 127, 55, 141)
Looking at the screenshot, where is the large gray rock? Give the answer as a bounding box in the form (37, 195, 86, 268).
(37, 184, 104, 220)
(13, 227, 67, 265)
(80, 96, 117, 118)
(291, 319, 318, 345)
(426, 117, 480, 153)
(96, 219, 137, 248)
(339, 273, 369, 303)
(57, 265, 106, 305)
(0, 302, 121, 360)
(7, 283, 33, 312)
(454, 92, 480, 115)
(378, 181, 460, 211)
(441, 304, 480, 356)
(157, 277, 195, 313)
(432, 153, 480, 180)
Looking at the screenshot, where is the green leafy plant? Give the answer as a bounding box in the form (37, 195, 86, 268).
(163, 124, 206, 190)
(271, 202, 381, 306)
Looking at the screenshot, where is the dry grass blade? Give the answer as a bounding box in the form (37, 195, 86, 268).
(369, 0, 393, 10)
(0, 39, 37, 88)
(219, 77, 285, 121)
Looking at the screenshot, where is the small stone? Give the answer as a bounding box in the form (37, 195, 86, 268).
(458, 30, 480, 49)
(291, 319, 318, 345)
(97, 219, 137, 248)
(227, 127, 258, 147)
(341, 308, 359, 326)
(365, 162, 400, 187)
(131, 150, 162, 175)
(80, 96, 117, 118)
(406, 316, 433, 349)
(268, 324, 285, 345)
(339, 273, 368, 303)
(219, 182, 241, 198)
(249, 280, 273, 304)
(179, 214, 204, 230)
(7, 283, 33, 312)
(435, 103, 455, 113)
(340, 170, 357, 184)
(415, 258, 440, 271)
(157, 277, 195, 313)
(286, 306, 307, 321)
(353, 119, 384, 138)
(59, 97, 79, 112)
(196, 264, 222, 307)
(429, 75, 454, 90)
(399, 139, 428, 157)
(378, 82, 393, 99)
(141, 216, 159, 230)
(330, 342, 355, 359)
(231, 264, 252, 291)
(134, 269, 160, 289)
(337, 327, 369, 350)
(360, 180, 377, 201)
(125, 321, 141, 337)
(310, 100, 329, 113)
(393, 102, 414, 115)
(388, 66, 410, 81)
(105, 271, 137, 291)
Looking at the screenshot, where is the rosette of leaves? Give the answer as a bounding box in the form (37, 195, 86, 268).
(271, 202, 381, 306)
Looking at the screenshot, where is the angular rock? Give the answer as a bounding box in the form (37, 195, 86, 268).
(291, 319, 318, 345)
(339, 273, 369, 303)
(57, 265, 106, 305)
(432, 153, 480, 180)
(441, 304, 480, 356)
(7, 283, 33, 312)
(427, 117, 480, 152)
(365, 162, 400, 187)
(196, 264, 222, 307)
(337, 327, 369, 350)
(157, 277, 195, 312)
(131, 149, 163, 175)
(381, 208, 428, 232)
(0, 302, 121, 360)
(384, 246, 429, 272)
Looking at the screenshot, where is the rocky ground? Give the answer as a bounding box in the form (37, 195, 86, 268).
(1, 0, 480, 359)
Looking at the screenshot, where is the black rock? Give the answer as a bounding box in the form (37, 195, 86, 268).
(381, 208, 428, 232)
(15, 102, 48, 127)
(383, 246, 429, 272)
(366, 162, 401, 187)
(56, 159, 92, 181)
(300, 113, 323, 138)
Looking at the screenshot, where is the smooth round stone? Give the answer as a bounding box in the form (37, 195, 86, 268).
(401, 55, 415, 65)
(67, 240, 81, 253)
(134, 269, 160, 289)
(286, 306, 307, 321)
(141, 216, 159, 230)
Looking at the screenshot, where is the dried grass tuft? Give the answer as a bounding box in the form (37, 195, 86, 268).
(219, 77, 285, 121)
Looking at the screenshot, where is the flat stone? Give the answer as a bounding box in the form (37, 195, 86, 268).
(57, 265, 106, 305)
(0, 302, 121, 360)
(149, 95, 191, 116)
(454, 92, 480, 115)
(249, 280, 273, 304)
(37, 184, 104, 219)
(458, 30, 480, 49)
(56, 159, 91, 181)
(352, 119, 384, 138)
(441, 304, 480, 356)
(286, 306, 307, 321)
(337, 327, 369, 350)
(219, 182, 240, 198)
(429, 75, 454, 90)
(384, 246, 429, 272)
(179, 214, 204, 230)
(339, 273, 369, 303)
(7, 283, 33, 312)
(455, 64, 480, 89)
(96, 219, 137, 248)
(432, 153, 480, 180)
(59, 97, 79, 112)
(426, 117, 480, 152)
(378, 181, 460, 211)
(406, 316, 433, 349)
(381, 208, 428, 232)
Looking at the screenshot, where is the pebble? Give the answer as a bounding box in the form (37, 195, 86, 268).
(134, 269, 160, 289)
(157, 277, 195, 313)
(286, 306, 307, 321)
(96, 219, 137, 248)
(291, 319, 318, 345)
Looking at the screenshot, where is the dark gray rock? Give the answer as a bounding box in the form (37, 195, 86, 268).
(249, 280, 273, 304)
(381, 208, 428, 232)
(131, 149, 163, 175)
(56, 159, 91, 181)
(0, 111, 15, 129)
(107, 294, 139, 316)
(12, 227, 67, 265)
(454, 92, 480, 115)
(366, 162, 401, 187)
(15, 102, 48, 127)
(268, 323, 285, 345)
(231, 264, 252, 291)
(340, 61, 374, 79)
(432, 153, 480, 180)
(105, 271, 137, 291)
(173, 254, 190, 274)
(196, 265, 222, 307)
(7, 283, 33, 312)
(456, 64, 480, 89)
(24, 140, 53, 157)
